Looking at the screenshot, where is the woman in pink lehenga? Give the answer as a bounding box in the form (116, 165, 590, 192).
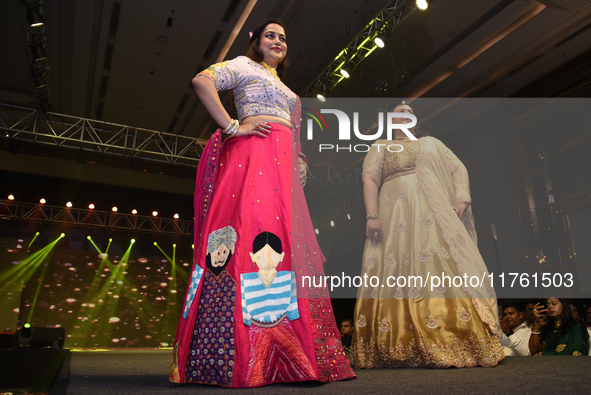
(169, 19, 355, 387)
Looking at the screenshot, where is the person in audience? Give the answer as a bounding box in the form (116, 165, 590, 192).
(570, 303, 582, 323)
(529, 297, 589, 356)
(522, 300, 538, 328)
(585, 304, 591, 355)
(340, 319, 354, 354)
(500, 302, 531, 356)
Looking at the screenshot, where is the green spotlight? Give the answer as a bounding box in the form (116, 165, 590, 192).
(173, 244, 176, 248)
(60, 233, 65, 238)
(131, 239, 136, 244)
(87, 235, 91, 240)
(192, 244, 194, 249)
(109, 238, 113, 242)
(21, 322, 32, 339)
(154, 242, 158, 246)
(29, 232, 40, 248)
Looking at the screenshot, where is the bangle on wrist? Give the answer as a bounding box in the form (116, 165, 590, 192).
(225, 120, 239, 138)
(223, 119, 234, 132)
(366, 213, 379, 220)
(531, 331, 540, 335)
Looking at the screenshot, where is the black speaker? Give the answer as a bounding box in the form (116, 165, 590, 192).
(18, 327, 65, 348)
(31, 327, 65, 348)
(0, 331, 17, 349)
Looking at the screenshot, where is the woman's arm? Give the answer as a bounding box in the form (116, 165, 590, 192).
(528, 302, 546, 355)
(363, 172, 382, 243)
(192, 70, 270, 138)
(192, 75, 234, 130)
(362, 142, 386, 243)
(433, 138, 471, 219)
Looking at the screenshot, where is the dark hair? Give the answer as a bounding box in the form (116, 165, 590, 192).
(387, 100, 427, 138)
(540, 298, 576, 337)
(569, 301, 582, 322)
(522, 299, 540, 306)
(340, 319, 354, 326)
(503, 301, 522, 313)
(245, 19, 289, 80)
(252, 231, 282, 254)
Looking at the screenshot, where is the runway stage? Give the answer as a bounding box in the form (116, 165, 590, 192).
(64, 349, 590, 394)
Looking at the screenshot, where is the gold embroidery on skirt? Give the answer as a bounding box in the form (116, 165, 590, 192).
(349, 332, 503, 368)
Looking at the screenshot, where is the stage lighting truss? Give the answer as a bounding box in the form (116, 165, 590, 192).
(302, 0, 419, 98)
(19, 0, 53, 112)
(0, 199, 194, 236)
(0, 103, 209, 166)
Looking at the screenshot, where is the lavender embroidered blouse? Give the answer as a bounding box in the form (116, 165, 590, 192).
(197, 56, 296, 122)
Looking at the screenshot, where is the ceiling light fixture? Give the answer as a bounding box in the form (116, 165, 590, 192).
(26, 7, 44, 27)
(374, 33, 386, 48)
(416, 0, 428, 10)
(340, 64, 351, 79)
(316, 84, 329, 102)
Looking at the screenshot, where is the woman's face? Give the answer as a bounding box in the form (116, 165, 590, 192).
(392, 104, 414, 123)
(392, 104, 416, 132)
(546, 298, 563, 319)
(258, 23, 287, 68)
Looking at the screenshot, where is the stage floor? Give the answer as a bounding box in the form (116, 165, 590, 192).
(66, 349, 591, 394)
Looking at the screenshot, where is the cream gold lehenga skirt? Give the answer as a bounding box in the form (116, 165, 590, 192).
(349, 172, 504, 368)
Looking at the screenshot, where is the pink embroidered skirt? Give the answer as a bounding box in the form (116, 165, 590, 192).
(170, 123, 355, 387)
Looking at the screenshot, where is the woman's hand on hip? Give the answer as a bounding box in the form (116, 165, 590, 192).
(234, 121, 272, 138)
(366, 218, 383, 244)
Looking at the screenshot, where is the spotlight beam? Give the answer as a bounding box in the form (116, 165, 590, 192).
(28, 231, 40, 249)
(154, 243, 188, 283)
(72, 239, 160, 346)
(3, 235, 64, 323)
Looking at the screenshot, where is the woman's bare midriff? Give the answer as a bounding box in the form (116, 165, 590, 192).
(242, 115, 291, 129)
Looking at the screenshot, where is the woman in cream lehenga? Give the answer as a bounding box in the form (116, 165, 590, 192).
(349, 102, 504, 368)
